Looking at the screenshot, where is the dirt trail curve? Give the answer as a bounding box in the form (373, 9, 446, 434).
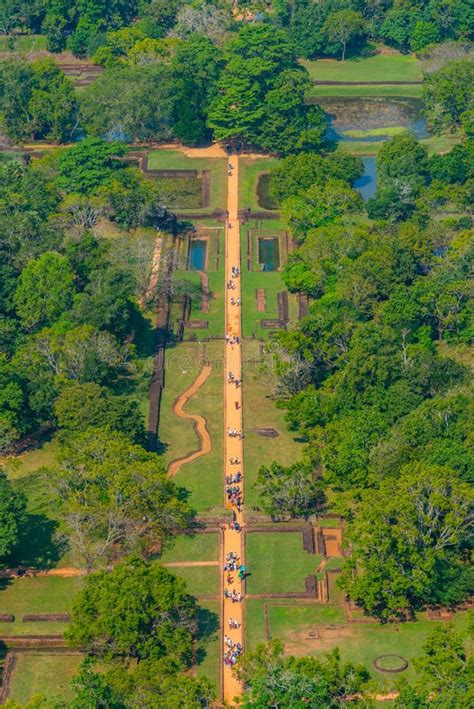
(222, 158, 245, 705)
(167, 365, 212, 478)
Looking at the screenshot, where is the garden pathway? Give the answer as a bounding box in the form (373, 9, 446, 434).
(167, 365, 212, 477)
(222, 157, 244, 704)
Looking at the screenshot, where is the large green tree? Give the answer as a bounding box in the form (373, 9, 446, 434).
(14, 252, 75, 330)
(0, 58, 78, 142)
(238, 640, 370, 707)
(66, 556, 198, 663)
(49, 428, 193, 568)
(207, 23, 325, 155)
(423, 59, 474, 132)
(339, 464, 474, 619)
(255, 461, 325, 520)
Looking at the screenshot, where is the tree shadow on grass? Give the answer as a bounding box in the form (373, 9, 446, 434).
(196, 605, 220, 667)
(7, 513, 62, 569)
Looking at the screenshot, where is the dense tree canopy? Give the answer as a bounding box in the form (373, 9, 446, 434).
(67, 556, 198, 662)
(0, 57, 78, 142)
(48, 428, 193, 568)
(0, 470, 26, 560)
(239, 640, 370, 707)
(207, 23, 326, 154)
(339, 464, 474, 619)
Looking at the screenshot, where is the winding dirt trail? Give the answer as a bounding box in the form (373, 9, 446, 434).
(167, 365, 212, 477)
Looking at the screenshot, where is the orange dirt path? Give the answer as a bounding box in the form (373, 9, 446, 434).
(167, 365, 212, 477)
(162, 561, 219, 568)
(222, 157, 245, 705)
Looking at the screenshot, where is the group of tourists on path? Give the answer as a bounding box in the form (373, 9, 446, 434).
(223, 235, 245, 676)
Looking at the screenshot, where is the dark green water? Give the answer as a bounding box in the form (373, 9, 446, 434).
(188, 239, 207, 270)
(259, 238, 280, 271)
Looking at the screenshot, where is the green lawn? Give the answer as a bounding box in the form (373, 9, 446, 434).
(245, 599, 345, 651)
(147, 150, 228, 212)
(342, 126, 408, 138)
(335, 129, 464, 157)
(239, 157, 279, 211)
(1, 437, 58, 480)
(245, 533, 321, 595)
(308, 83, 423, 98)
(301, 53, 422, 83)
(196, 601, 221, 692)
(0, 34, 47, 53)
(246, 600, 471, 690)
(0, 576, 82, 636)
(159, 341, 224, 515)
(160, 533, 219, 563)
(154, 175, 203, 209)
(242, 341, 304, 509)
(167, 566, 219, 598)
(8, 653, 83, 705)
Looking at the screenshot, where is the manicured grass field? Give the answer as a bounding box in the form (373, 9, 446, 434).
(246, 599, 471, 690)
(245, 533, 321, 595)
(168, 566, 219, 597)
(147, 150, 228, 212)
(242, 341, 303, 509)
(308, 83, 423, 98)
(159, 341, 224, 515)
(301, 53, 422, 83)
(8, 653, 83, 705)
(160, 533, 219, 563)
(245, 599, 345, 650)
(239, 157, 279, 211)
(0, 576, 82, 635)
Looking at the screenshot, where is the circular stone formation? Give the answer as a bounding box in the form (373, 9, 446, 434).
(373, 655, 409, 674)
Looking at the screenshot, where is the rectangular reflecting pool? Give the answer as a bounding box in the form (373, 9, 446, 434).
(188, 239, 207, 270)
(259, 237, 280, 272)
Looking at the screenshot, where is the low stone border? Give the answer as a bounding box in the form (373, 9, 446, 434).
(373, 655, 409, 674)
(22, 614, 70, 622)
(0, 652, 16, 703)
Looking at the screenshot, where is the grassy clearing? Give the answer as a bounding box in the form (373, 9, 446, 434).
(0, 34, 47, 53)
(147, 150, 228, 212)
(421, 131, 464, 154)
(337, 141, 381, 156)
(8, 653, 83, 705)
(160, 533, 219, 563)
(154, 175, 203, 209)
(239, 157, 279, 211)
(307, 84, 422, 98)
(242, 340, 303, 509)
(245, 533, 321, 595)
(246, 599, 471, 691)
(245, 599, 345, 651)
(1, 437, 58, 480)
(168, 566, 219, 597)
(301, 53, 422, 83)
(0, 576, 82, 635)
(159, 341, 224, 515)
(342, 126, 407, 138)
(196, 601, 221, 692)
